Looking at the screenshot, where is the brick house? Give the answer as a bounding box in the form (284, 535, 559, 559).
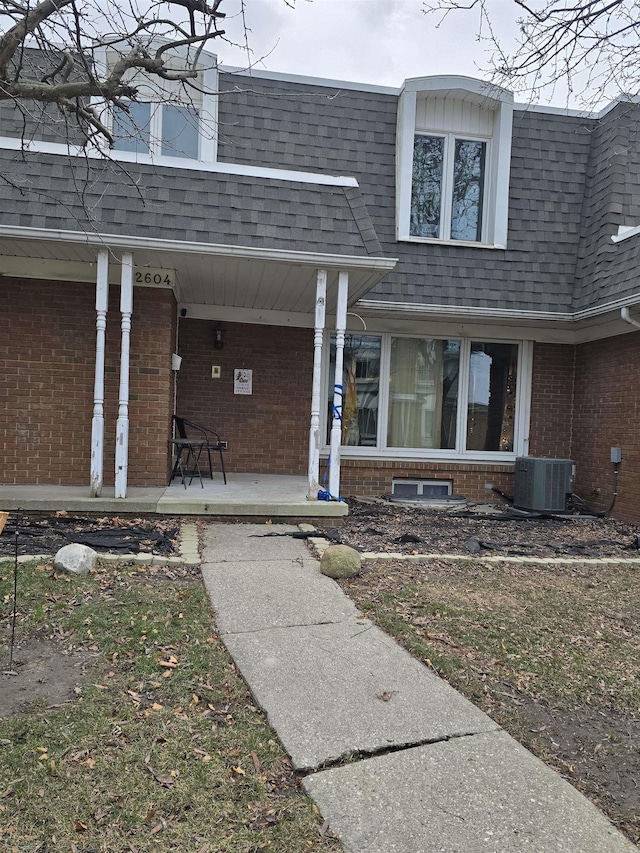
(1, 60, 640, 520)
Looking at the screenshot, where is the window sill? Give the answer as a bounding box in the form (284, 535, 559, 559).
(396, 234, 507, 250)
(321, 448, 518, 465)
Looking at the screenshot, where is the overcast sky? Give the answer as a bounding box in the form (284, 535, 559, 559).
(214, 0, 591, 108)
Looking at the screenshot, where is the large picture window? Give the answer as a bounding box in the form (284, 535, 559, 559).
(387, 338, 458, 449)
(326, 334, 525, 457)
(411, 134, 486, 242)
(327, 335, 381, 447)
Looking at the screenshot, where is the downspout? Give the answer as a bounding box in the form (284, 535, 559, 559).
(621, 306, 640, 330)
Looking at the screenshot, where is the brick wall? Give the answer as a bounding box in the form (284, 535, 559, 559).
(573, 331, 640, 523)
(528, 342, 575, 458)
(175, 319, 314, 475)
(337, 459, 516, 501)
(0, 277, 175, 487)
(174, 329, 586, 501)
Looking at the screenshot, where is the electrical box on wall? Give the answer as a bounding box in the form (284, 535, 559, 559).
(211, 365, 221, 379)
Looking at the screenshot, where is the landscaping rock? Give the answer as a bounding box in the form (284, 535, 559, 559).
(54, 543, 97, 576)
(320, 544, 361, 579)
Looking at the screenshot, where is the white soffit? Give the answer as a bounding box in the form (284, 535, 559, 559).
(0, 232, 394, 315)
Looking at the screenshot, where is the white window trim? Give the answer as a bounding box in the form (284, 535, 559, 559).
(91, 45, 218, 164)
(396, 76, 513, 249)
(321, 332, 532, 463)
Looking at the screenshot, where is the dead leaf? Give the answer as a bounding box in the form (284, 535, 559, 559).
(74, 820, 87, 832)
(376, 691, 393, 702)
(251, 752, 261, 773)
(150, 821, 165, 835)
(319, 818, 331, 836)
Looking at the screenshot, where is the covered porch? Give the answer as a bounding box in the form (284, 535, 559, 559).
(0, 226, 395, 506)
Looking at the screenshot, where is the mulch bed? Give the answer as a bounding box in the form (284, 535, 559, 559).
(324, 497, 640, 558)
(0, 513, 180, 557)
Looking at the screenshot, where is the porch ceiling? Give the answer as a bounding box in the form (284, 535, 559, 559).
(0, 230, 396, 316)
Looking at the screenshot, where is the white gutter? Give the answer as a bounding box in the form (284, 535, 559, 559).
(357, 290, 640, 323)
(621, 306, 640, 330)
(0, 224, 397, 273)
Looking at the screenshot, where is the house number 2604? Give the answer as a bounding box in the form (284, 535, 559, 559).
(134, 270, 174, 286)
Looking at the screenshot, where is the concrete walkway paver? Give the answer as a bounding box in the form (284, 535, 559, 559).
(200, 523, 637, 853)
(303, 730, 633, 853)
(221, 618, 497, 770)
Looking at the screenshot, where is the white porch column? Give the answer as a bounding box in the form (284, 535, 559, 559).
(329, 271, 349, 498)
(115, 253, 133, 498)
(90, 250, 109, 497)
(307, 269, 327, 499)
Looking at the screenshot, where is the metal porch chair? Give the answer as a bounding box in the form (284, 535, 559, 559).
(172, 415, 227, 484)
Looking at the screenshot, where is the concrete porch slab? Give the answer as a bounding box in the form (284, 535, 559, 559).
(157, 474, 348, 517)
(0, 484, 163, 513)
(221, 618, 498, 771)
(201, 558, 359, 634)
(303, 730, 636, 853)
(0, 474, 347, 519)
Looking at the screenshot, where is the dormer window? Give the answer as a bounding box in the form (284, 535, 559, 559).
(397, 76, 513, 248)
(113, 101, 200, 158)
(411, 134, 487, 242)
(105, 47, 217, 163)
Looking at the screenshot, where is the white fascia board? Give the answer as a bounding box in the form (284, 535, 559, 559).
(402, 75, 513, 105)
(395, 89, 416, 240)
(0, 135, 358, 188)
(358, 290, 640, 323)
(493, 99, 513, 249)
(611, 224, 640, 243)
(218, 65, 400, 96)
(355, 299, 575, 321)
(514, 102, 598, 118)
(200, 65, 219, 164)
(0, 223, 397, 271)
(596, 94, 640, 119)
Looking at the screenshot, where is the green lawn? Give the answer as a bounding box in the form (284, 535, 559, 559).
(0, 559, 340, 853)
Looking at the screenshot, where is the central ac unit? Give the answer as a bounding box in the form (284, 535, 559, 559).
(513, 457, 574, 513)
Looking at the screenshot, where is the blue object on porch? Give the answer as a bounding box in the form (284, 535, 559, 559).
(319, 454, 346, 503)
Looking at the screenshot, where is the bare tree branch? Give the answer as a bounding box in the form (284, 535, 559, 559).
(0, 0, 230, 146)
(423, 0, 640, 104)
